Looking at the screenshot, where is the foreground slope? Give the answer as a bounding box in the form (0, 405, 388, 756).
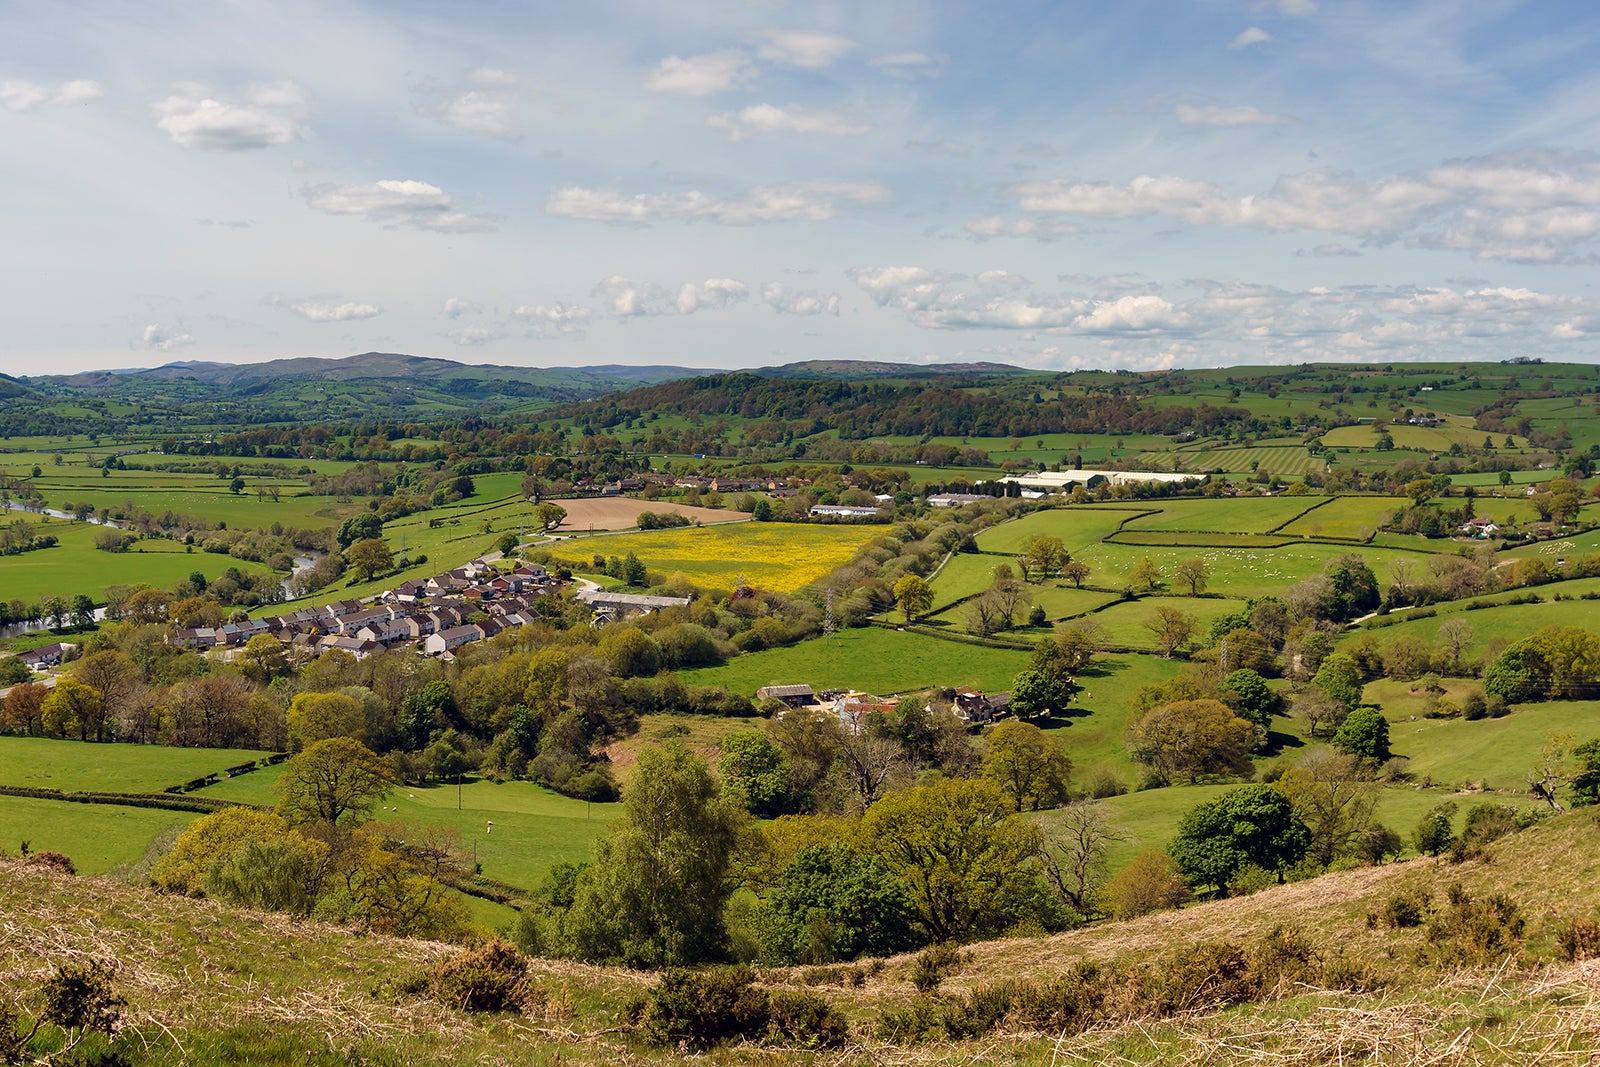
(4, 812, 1600, 1064)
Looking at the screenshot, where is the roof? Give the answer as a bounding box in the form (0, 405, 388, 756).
(757, 684, 815, 699)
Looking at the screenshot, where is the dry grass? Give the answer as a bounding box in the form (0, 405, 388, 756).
(5, 812, 1600, 1064)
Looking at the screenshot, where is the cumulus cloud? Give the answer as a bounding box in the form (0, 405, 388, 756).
(644, 50, 754, 95)
(442, 297, 478, 318)
(512, 303, 591, 334)
(449, 326, 502, 345)
(708, 103, 872, 141)
(303, 179, 494, 232)
(1072, 294, 1186, 332)
(2, 78, 103, 112)
(763, 282, 840, 316)
(437, 89, 515, 137)
(154, 81, 307, 149)
(142, 323, 193, 350)
(757, 30, 856, 69)
(1174, 102, 1295, 126)
(274, 297, 381, 322)
(546, 181, 891, 225)
(1228, 27, 1271, 49)
(965, 216, 1081, 241)
(675, 278, 749, 314)
(870, 52, 945, 78)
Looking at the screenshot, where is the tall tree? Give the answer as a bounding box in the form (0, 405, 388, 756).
(1173, 558, 1211, 596)
(275, 737, 394, 826)
(345, 538, 395, 583)
(1144, 605, 1198, 658)
(862, 778, 1041, 942)
(981, 720, 1071, 812)
(1037, 802, 1121, 915)
(1169, 785, 1310, 894)
(568, 740, 746, 966)
(892, 574, 934, 623)
(1125, 699, 1257, 785)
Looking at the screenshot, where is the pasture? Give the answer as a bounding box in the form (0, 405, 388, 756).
(1085, 596, 1251, 651)
(976, 507, 1149, 555)
(547, 521, 883, 593)
(0, 795, 195, 875)
(550, 497, 744, 532)
(1278, 496, 1401, 539)
(197, 765, 613, 893)
(0, 520, 279, 606)
(1071, 539, 1435, 599)
(0, 737, 275, 793)
(1118, 497, 1319, 534)
(677, 625, 1030, 697)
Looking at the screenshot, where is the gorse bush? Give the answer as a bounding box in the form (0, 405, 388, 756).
(645, 967, 769, 1050)
(1557, 916, 1600, 961)
(428, 938, 534, 1014)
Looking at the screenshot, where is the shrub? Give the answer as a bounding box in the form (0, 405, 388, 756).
(909, 942, 963, 994)
(40, 960, 125, 1040)
(25, 850, 76, 875)
(1377, 890, 1430, 929)
(428, 938, 534, 1014)
(1413, 801, 1458, 856)
(645, 967, 769, 1050)
(1426, 888, 1525, 962)
(1081, 766, 1127, 799)
(1557, 917, 1600, 962)
(766, 990, 848, 1048)
(1461, 690, 1487, 721)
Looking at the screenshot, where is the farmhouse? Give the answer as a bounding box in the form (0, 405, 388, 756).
(927, 493, 991, 508)
(19, 642, 69, 670)
(953, 686, 1011, 725)
(755, 683, 815, 708)
(835, 692, 899, 733)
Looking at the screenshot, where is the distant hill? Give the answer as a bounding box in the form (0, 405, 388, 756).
(754, 359, 1033, 380)
(0, 373, 31, 399)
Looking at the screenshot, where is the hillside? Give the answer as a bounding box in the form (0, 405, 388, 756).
(4, 813, 1599, 1064)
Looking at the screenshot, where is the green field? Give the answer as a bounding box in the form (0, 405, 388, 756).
(0, 737, 275, 792)
(1277, 496, 1401, 539)
(1072, 539, 1436, 599)
(199, 767, 614, 893)
(926, 551, 1003, 611)
(976, 508, 1150, 555)
(678, 625, 1030, 696)
(0, 519, 280, 605)
(1119, 497, 1317, 534)
(0, 795, 196, 874)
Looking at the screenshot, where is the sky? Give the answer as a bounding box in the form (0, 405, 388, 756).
(4, 0, 1600, 376)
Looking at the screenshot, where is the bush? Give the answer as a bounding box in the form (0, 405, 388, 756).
(645, 967, 769, 1050)
(40, 960, 125, 1039)
(909, 941, 964, 994)
(1426, 887, 1525, 962)
(25, 850, 76, 875)
(1461, 690, 1487, 721)
(1413, 801, 1458, 856)
(1081, 766, 1127, 799)
(766, 990, 848, 1048)
(1557, 917, 1600, 961)
(1376, 890, 1430, 929)
(428, 937, 534, 1014)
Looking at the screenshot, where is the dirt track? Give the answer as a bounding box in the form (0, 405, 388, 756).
(551, 497, 746, 532)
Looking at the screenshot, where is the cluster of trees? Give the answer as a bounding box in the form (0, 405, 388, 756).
(512, 739, 1104, 968)
(151, 737, 470, 939)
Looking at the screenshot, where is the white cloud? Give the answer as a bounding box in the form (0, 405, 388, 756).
(154, 81, 308, 149)
(303, 179, 494, 232)
(644, 50, 754, 96)
(870, 52, 945, 78)
(467, 67, 517, 87)
(676, 278, 749, 314)
(512, 303, 591, 334)
(763, 283, 840, 316)
(1228, 27, 1271, 50)
(2, 78, 103, 112)
(276, 298, 381, 322)
(1300, 243, 1361, 257)
(1072, 294, 1187, 332)
(442, 297, 478, 319)
(757, 30, 856, 69)
(142, 323, 193, 350)
(1174, 102, 1295, 126)
(708, 103, 872, 141)
(965, 216, 1080, 241)
(437, 89, 515, 138)
(1277, 0, 1318, 15)
(546, 181, 891, 225)
(448, 326, 502, 345)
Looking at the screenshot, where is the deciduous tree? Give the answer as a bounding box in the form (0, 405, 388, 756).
(1125, 698, 1257, 786)
(981, 720, 1071, 812)
(892, 574, 933, 623)
(275, 736, 394, 826)
(1169, 785, 1310, 894)
(1144, 605, 1197, 658)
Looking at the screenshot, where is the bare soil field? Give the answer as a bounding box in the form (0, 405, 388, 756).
(552, 496, 747, 531)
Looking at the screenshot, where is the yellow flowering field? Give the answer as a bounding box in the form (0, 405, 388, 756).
(552, 521, 885, 592)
